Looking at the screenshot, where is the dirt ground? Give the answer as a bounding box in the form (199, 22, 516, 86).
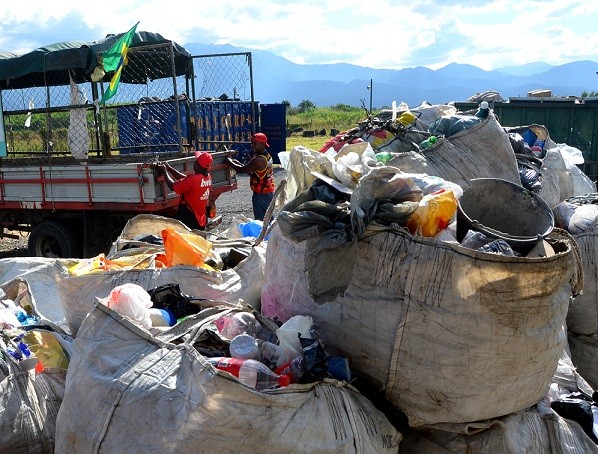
(0, 167, 288, 259)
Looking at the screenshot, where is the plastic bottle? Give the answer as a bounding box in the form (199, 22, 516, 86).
(215, 312, 261, 340)
(229, 334, 260, 360)
(148, 308, 176, 327)
(207, 357, 291, 390)
(419, 135, 437, 149)
(475, 101, 490, 119)
(375, 151, 393, 164)
(274, 355, 306, 384)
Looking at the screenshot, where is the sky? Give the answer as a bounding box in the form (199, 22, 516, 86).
(0, 0, 597, 71)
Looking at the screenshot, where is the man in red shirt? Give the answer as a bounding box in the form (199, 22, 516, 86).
(158, 151, 213, 229)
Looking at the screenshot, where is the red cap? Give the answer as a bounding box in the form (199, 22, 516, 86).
(194, 151, 213, 168)
(252, 133, 269, 147)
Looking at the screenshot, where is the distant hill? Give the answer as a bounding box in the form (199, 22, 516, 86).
(184, 43, 598, 108)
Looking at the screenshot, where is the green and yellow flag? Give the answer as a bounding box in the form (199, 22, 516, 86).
(100, 22, 139, 104)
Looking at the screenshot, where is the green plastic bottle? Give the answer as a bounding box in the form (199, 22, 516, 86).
(419, 135, 437, 149)
(375, 151, 393, 164)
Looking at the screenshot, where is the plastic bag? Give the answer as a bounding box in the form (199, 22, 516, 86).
(161, 227, 212, 267)
(276, 315, 314, 367)
(99, 283, 153, 329)
(406, 189, 458, 236)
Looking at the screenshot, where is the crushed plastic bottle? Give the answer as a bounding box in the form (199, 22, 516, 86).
(207, 357, 291, 390)
(215, 312, 262, 340)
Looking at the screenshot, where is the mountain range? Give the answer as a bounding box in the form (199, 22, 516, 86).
(185, 42, 598, 108)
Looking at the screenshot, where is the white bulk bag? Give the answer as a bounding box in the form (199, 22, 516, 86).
(262, 224, 580, 426)
(386, 115, 521, 190)
(55, 303, 401, 453)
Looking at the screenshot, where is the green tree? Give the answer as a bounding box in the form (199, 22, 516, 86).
(297, 99, 316, 113)
(281, 100, 291, 109)
(582, 91, 598, 98)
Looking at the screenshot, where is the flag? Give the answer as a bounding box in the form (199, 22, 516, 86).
(99, 22, 139, 104)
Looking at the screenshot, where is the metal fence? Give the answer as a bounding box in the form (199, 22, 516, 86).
(191, 52, 256, 152)
(0, 45, 255, 160)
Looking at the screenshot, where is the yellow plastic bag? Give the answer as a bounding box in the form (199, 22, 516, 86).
(406, 189, 458, 237)
(67, 254, 107, 276)
(67, 253, 157, 275)
(24, 330, 70, 370)
(161, 227, 212, 267)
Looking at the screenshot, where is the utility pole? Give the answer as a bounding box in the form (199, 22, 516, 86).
(367, 79, 373, 115)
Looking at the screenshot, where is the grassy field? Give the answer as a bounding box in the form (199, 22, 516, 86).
(286, 134, 331, 152)
(284, 105, 368, 152)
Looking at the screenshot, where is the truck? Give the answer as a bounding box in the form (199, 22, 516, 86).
(0, 31, 258, 258)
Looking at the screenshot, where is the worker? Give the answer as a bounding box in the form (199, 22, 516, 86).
(225, 133, 275, 221)
(156, 151, 213, 230)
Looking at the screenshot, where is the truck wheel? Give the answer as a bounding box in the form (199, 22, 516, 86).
(28, 221, 81, 258)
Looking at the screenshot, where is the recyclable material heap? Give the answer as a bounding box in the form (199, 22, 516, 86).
(265, 100, 598, 449)
(2, 99, 598, 452)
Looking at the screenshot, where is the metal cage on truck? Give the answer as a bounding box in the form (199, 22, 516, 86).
(0, 31, 256, 258)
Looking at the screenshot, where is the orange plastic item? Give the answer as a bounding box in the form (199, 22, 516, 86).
(161, 227, 212, 267)
(406, 189, 458, 237)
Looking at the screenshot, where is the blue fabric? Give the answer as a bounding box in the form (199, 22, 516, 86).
(252, 192, 274, 221)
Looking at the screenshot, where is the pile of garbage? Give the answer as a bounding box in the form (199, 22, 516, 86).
(3, 99, 598, 452)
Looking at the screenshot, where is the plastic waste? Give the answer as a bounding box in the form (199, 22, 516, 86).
(229, 333, 260, 360)
(100, 283, 153, 329)
(327, 357, 352, 381)
(274, 355, 306, 384)
(215, 312, 262, 340)
(375, 151, 393, 164)
(460, 230, 517, 256)
(406, 189, 458, 237)
(207, 357, 291, 390)
(428, 115, 482, 137)
(238, 220, 264, 238)
(0, 307, 21, 328)
(397, 111, 416, 126)
(259, 341, 280, 366)
(276, 315, 314, 368)
(419, 135, 437, 149)
(148, 308, 176, 327)
(475, 101, 490, 119)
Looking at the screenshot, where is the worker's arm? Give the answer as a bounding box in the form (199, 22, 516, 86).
(162, 162, 187, 180)
(225, 155, 265, 175)
(158, 163, 185, 191)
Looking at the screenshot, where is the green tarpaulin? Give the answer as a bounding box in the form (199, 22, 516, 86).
(0, 31, 191, 89)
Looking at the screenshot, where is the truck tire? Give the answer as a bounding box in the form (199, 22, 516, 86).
(28, 221, 81, 258)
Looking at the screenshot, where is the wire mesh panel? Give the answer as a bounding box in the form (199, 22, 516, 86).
(1, 80, 98, 159)
(191, 52, 255, 154)
(0, 45, 257, 161)
(0, 42, 191, 160)
(101, 43, 191, 156)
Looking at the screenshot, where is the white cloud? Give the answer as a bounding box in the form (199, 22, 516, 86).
(0, 0, 596, 70)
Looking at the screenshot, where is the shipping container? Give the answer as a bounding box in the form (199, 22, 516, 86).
(117, 99, 257, 158)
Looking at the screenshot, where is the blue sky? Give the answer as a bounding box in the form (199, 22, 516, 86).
(1, 0, 597, 70)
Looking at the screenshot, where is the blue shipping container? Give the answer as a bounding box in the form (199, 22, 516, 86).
(117, 99, 256, 157)
(117, 100, 189, 154)
(260, 103, 286, 164)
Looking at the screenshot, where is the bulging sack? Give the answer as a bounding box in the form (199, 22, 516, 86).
(262, 224, 580, 426)
(55, 303, 401, 453)
(387, 115, 521, 190)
